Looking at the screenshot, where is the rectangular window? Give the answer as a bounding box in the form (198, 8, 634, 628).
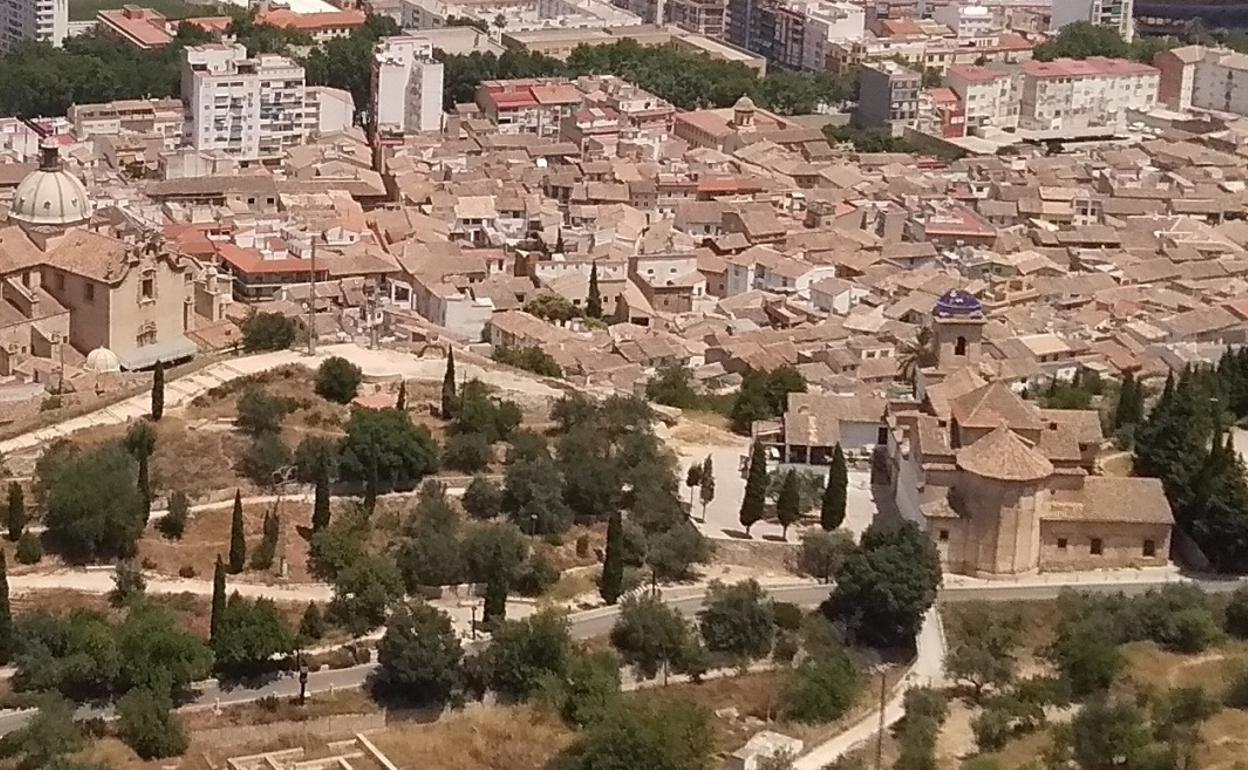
(141, 276, 155, 301)
(1143, 539, 1156, 557)
(1057, 537, 1068, 550)
(56, 272, 65, 291)
(938, 529, 949, 543)
(1091, 538, 1104, 556)
(84, 283, 94, 302)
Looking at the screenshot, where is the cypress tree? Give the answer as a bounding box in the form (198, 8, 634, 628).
(776, 470, 800, 540)
(586, 261, 603, 319)
(0, 552, 12, 663)
(441, 348, 457, 419)
(739, 442, 767, 536)
(5, 482, 24, 542)
(210, 556, 226, 644)
(600, 509, 624, 604)
(699, 456, 715, 518)
(228, 490, 246, 573)
(312, 465, 331, 532)
(151, 359, 165, 421)
(137, 451, 151, 524)
(483, 552, 508, 625)
(363, 455, 379, 514)
(1113, 372, 1145, 430)
(396, 380, 407, 411)
(821, 443, 848, 531)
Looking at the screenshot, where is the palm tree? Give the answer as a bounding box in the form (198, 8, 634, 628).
(898, 327, 937, 385)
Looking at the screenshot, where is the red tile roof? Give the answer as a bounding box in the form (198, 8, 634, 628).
(257, 8, 367, 30)
(1022, 56, 1158, 79)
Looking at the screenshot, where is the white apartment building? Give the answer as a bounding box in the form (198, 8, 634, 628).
(1018, 57, 1158, 136)
(181, 44, 311, 163)
(799, 0, 865, 72)
(1050, 0, 1132, 42)
(0, 0, 68, 51)
(371, 35, 445, 136)
(1156, 46, 1248, 117)
(304, 87, 356, 135)
(932, 3, 999, 40)
(946, 64, 1019, 131)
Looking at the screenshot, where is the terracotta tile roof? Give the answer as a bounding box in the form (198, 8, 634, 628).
(956, 423, 1053, 482)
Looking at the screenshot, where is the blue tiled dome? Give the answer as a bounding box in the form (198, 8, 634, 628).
(934, 289, 983, 318)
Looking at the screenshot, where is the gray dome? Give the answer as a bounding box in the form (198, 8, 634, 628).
(9, 141, 91, 228)
(85, 347, 121, 373)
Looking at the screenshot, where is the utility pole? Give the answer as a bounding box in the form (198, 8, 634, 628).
(306, 236, 317, 356)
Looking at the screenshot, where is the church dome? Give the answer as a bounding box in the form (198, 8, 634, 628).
(9, 140, 91, 229)
(956, 423, 1053, 482)
(85, 347, 121, 373)
(734, 95, 756, 111)
(934, 289, 983, 318)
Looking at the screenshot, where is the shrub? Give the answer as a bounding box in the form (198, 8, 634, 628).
(15, 531, 41, 564)
(242, 312, 297, 352)
(442, 433, 493, 473)
(236, 388, 288, 436)
(315, 357, 363, 404)
(514, 551, 560, 597)
(576, 534, 590, 558)
(782, 652, 859, 723)
(1225, 667, 1248, 709)
(242, 432, 292, 485)
(462, 476, 502, 519)
(773, 602, 804, 631)
(178, 565, 196, 578)
(157, 490, 189, 540)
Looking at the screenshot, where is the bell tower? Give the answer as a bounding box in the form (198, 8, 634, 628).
(932, 289, 985, 370)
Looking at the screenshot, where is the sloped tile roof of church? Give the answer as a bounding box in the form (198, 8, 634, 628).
(956, 423, 1054, 482)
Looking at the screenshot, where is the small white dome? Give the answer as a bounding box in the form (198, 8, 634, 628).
(85, 347, 121, 373)
(9, 141, 91, 229)
(734, 95, 756, 111)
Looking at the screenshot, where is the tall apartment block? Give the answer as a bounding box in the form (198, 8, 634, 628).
(1051, 0, 1133, 42)
(610, 0, 725, 36)
(0, 0, 68, 51)
(854, 60, 920, 135)
(181, 44, 308, 163)
(725, 0, 863, 71)
(371, 35, 445, 137)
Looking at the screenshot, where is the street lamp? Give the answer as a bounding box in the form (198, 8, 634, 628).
(297, 652, 309, 706)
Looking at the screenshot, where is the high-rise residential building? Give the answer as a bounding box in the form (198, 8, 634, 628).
(1050, 0, 1133, 42)
(725, 0, 863, 72)
(665, 0, 726, 37)
(371, 36, 445, 137)
(1018, 57, 1157, 134)
(854, 60, 920, 135)
(0, 0, 68, 51)
(181, 44, 309, 162)
(1156, 45, 1248, 117)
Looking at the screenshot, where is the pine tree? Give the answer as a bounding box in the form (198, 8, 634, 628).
(0, 552, 12, 663)
(600, 509, 625, 604)
(739, 442, 767, 536)
(776, 470, 800, 540)
(5, 482, 24, 542)
(699, 456, 715, 519)
(586, 261, 603, 319)
(441, 348, 457, 419)
(151, 360, 165, 421)
(228, 490, 246, 573)
(822, 443, 848, 531)
(396, 380, 407, 411)
(312, 466, 331, 532)
(210, 556, 226, 644)
(483, 563, 507, 625)
(1190, 433, 1248, 572)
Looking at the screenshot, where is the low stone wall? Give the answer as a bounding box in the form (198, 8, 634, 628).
(191, 712, 387, 749)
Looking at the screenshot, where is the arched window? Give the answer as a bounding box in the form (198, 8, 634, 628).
(954, 336, 968, 356)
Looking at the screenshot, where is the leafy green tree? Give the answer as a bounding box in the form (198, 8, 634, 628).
(646, 521, 711, 581)
(776, 470, 800, 540)
(242, 431, 291, 485)
(537, 650, 620, 727)
(398, 482, 465, 588)
(5, 481, 24, 542)
(462, 475, 503, 519)
(330, 554, 404, 635)
(461, 520, 527, 585)
(241, 311, 297, 351)
(1052, 615, 1124, 696)
(1070, 697, 1153, 770)
(338, 408, 439, 489)
(797, 529, 856, 583)
(293, 435, 338, 482)
(45, 445, 145, 561)
(739, 442, 767, 536)
(610, 594, 692, 680)
(822, 444, 848, 530)
(1035, 21, 1130, 61)
(895, 688, 948, 770)
(304, 14, 402, 107)
(235, 387, 287, 435)
(124, 420, 156, 520)
(315, 356, 363, 404)
(601, 510, 625, 604)
(117, 685, 188, 759)
(1225, 586, 1248, 638)
(576, 698, 715, 770)
(825, 521, 941, 647)
(443, 432, 493, 472)
(492, 345, 563, 377)
(698, 579, 775, 661)
(299, 601, 325, 642)
(110, 560, 146, 607)
(228, 490, 246, 573)
(783, 650, 860, 723)
(158, 490, 188, 539)
(587, 261, 603, 319)
(376, 600, 464, 705)
(210, 556, 226, 644)
(646, 365, 701, 410)
(309, 503, 371, 579)
(502, 448, 571, 535)
(150, 359, 165, 421)
(115, 604, 212, 694)
(525, 293, 581, 323)
(945, 606, 1021, 698)
(0, 693, 84, 770)
(212, 592, 293, 677)
(442, 348, 458, 418)
(454, 379, 522, 442)
(476, 609, 572, 699)
(13, 532, 40, 565)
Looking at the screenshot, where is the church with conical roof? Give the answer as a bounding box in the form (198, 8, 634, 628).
(888, 291, 1174, 577)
